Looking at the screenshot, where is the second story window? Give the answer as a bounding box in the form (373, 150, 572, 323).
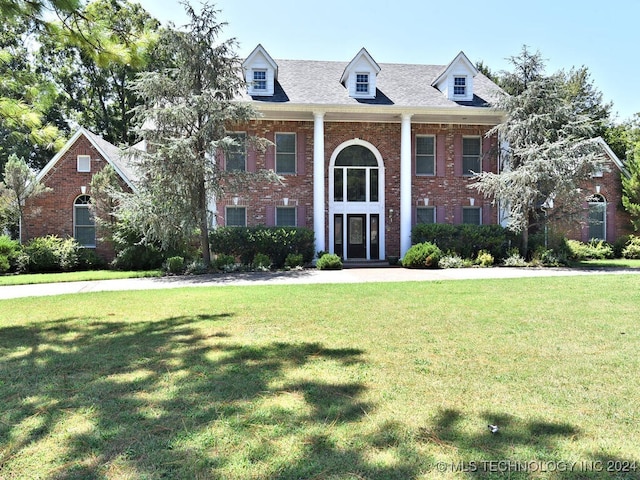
(356, 73, 369, 94)
(275, 133, 296, 174)
(454, 76, 467, 96)
(462, 137, 481, 175)
(253, 70, 266, 91)
(226, 132, 246, 172)
(416, 136, 435, 175)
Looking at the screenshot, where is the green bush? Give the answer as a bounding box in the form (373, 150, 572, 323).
(165, 256, 185, 274)
(502, 249, 528, 267)
(252, 253, 271, 271)
(411, 223, 510, 259)
(613, 235, 630, 258)
(402, 242, 442, 269)
(78, 248, 107, 270)
(316, 253, 343, 270)
(438, 254, 467, 269)
(19, 235, 82, 273)
(285, 253, 304, 269)
(210, 226, 315, 268)
(0, 255, 10, 273)
(565, 239, 613, 260)
(0, 235, 21, 273)
(474, 249, 494, 267)
(622, 235, 640, 259)
(213, 254, 236, 271)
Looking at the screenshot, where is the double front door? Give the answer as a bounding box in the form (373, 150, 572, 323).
(334, 213, 379, 260)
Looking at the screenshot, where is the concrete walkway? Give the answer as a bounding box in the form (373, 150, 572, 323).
(1, 266, 639, 300)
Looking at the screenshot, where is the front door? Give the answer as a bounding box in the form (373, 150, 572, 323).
(347, 214, 366, 258)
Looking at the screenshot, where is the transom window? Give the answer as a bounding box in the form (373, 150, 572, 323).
(74, 195, 96, 247)
(454, 76, 467, 96)
(333, 145, 378, 203)
(275, 133, 296, 174)
(226, 206, 246, 226)
(226, 132, 246, 172)
(417, 206, 435, 224)
(462, 137, 481, 175)
(462, 207, 481, 225)
(416, 136, 435, 175)
(356, 73, 369, 94)
(276, 206, 296, 226)
(253, 69, 266, 90)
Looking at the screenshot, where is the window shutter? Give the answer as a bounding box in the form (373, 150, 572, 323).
(217, 149, 225, 170)
(436, 134, 446, 177)
(297, 133, 306, 175)
(606, 201, 616, 243)
(411, 132, 416, 174)
(453, 206, 462, 224)
(247, 132, 257, 172)
(266, 205, 275, 226)
(454, 135, 462, 176)
(411, 205, 417, 226)
(482, 204, 492, 225)
(265, 132, 275, 170)
(482, 135, 492, 172)
(297, 205, 306, 227)
(436, 206, 446, 223)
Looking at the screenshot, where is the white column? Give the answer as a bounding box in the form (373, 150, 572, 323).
(313, 111, 326, 254)
(400, 113, 412, 258)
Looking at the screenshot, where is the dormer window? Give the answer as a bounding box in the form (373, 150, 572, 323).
(454, 76, 467, 96)
(356, 73, 369, 94)
(253, 69, 267, 91)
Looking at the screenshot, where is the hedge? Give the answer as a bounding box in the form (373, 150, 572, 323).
(411, 223, 511, 259)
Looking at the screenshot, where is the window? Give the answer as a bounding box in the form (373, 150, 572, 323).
(356, 73, 369, 94)
(276, 133, 296, 174)
(417, 206, 435, 224)
(462, 207, 481, 225)
(253, 69, 267, 90)
(77, 155, 91, 172)
(276, 207, 296, 226)
(226, 206, 246, 226)
(462, 137, 481, 175)
(588, 194, 606, 240)
(226, 132, 246, 171)
(416, 136, 435, 175)
(454, 76, 466, 96)
(74, 195, 95, 247)
(333, 145, 379, 203)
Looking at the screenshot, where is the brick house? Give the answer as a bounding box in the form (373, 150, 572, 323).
(22, 46, 631, 262)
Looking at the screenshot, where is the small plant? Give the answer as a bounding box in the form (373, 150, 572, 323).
(402, 242, 442, 269)
(474, 249, 494, 267)
(438, 254, 467, 269)
(165, 256, 185, 274)
(502, 249, 528, 267)
(285, 253, 304, 269)
(316, 253, 342, 270)
(530, 246, 566, 267)
(0, 235, 21, 273)
(565, 239, 613, 260)
(252, 253, 272, 271)
(386, 256, 400, 266)
(622, 235, 640, 259)
(185, 259, 209, 275)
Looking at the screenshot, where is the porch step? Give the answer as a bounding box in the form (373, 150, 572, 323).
(342, 260, 393, 269)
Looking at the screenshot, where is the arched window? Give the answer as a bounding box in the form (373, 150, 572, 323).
(587, 193, 606, 240)
(74, 195, 96, 247)
(333, 145, 379, 202)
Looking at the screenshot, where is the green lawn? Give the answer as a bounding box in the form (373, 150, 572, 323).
(0, 269, 163, 286)
(1, 276, 639, 479)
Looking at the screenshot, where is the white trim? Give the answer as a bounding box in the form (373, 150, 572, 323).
(275, 132, 297, 175)
(400, 114, 412, 258)
(313, 112, 325, 253)
(77, 154, 91, 172)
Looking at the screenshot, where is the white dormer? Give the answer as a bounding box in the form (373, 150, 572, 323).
(340, 48, 381, 99)
(431, 51, 478, 102)
(242, 44, 278, 96)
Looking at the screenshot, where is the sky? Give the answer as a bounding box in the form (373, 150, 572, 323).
(136, 0, 638, 122)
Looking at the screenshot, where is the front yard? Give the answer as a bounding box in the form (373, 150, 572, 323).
(1, 276, 639, 479)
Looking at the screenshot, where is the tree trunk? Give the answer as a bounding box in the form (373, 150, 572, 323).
(197, 179, 211, 267)
(521, 223, 529, 259)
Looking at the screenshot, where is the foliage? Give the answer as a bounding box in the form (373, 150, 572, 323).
(411, 223, 509, 259)
(0, 233, 20, 272)
(502, 249, 528, 267)
(622, 235, 640, 259)
(17, 235, 83, 273)
(316, 253, 343, 270)
(110, 214, 167, 270)
(252, 253, 271, 271)
(437, 253, 468, 269)
(565, 239, 614, 261)
(165, 256, 185, 274)
(402, 242, 442, 269)
(284, 253, 304, 269)
(210, 226, 315, 268)
(474, 249, 494, 267)
(622, 143, 640, 231)
(184, 259, 209, 275)
(212, 253, 236, 271)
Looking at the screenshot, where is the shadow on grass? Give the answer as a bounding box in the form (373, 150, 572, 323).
(0, 314, 428, 479)
(419, 408, 640, 479)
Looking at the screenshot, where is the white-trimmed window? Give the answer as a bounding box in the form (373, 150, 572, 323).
(226, 132, 246, 171)
(356, 73, 369, 94)
(462, 137, 481, 175)
(276, 206, 296, 226)
(226, 206, 246, 227)
(253, 69, 267, 91)
(588, 194, 606, 240)
(416, 135, 435, 175)
(454, 76, 467, 96)
(276, 133, 296, 174)
(77, 155, 91, 172)
(417, 206, 435, 224)
(74, 195, 96, 247)
(462, 207, 481, 225)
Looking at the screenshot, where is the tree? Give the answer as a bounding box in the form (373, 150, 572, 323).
(498, 45, 546, 96)
(470, 71, 606, 255)
(622, 143, 640, 231)
(0, 154, 51, 239)
(120, 2, 274, 267)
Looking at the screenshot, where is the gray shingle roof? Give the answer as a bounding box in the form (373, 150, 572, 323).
(237, 59, 503, 109)
(82, 129, 139, 184)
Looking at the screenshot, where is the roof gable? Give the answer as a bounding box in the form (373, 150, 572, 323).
(431, 51, 479, 102)
(340, 48, 381, 99)
(242, 44, 278, 96)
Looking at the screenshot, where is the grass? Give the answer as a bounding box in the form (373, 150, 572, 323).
(0, 269, 163, 286)
(1, 276, 640, 479)
(572, 258, 640, 269)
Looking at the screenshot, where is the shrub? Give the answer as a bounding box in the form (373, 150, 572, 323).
(474, 250, 494, 267)
(78, 248, 107, 270)
(622, 235, 640, 259)
(0, 255, 10, 273)
(316, 253, 342, 270)
(57, 238, 80, 271)
(402, 242, 442, 269)
(19, 236, 82, 273)
(213, 253, 236, 271)
(111, 217, 172, 270)
(502, 249, 528, 267)
(0, 235, 21, 273)
(438, 253, 467, 269)
(185, 259, 209, 275)
(285, 253, 304, 269)
(165, 256, 185, 274)
(411, 223, 510, 259)
(530, 246, 565, 267)
(252, 253, 272, 271)
(613, 235, 630, 258)
(565, 239, 613, 260)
